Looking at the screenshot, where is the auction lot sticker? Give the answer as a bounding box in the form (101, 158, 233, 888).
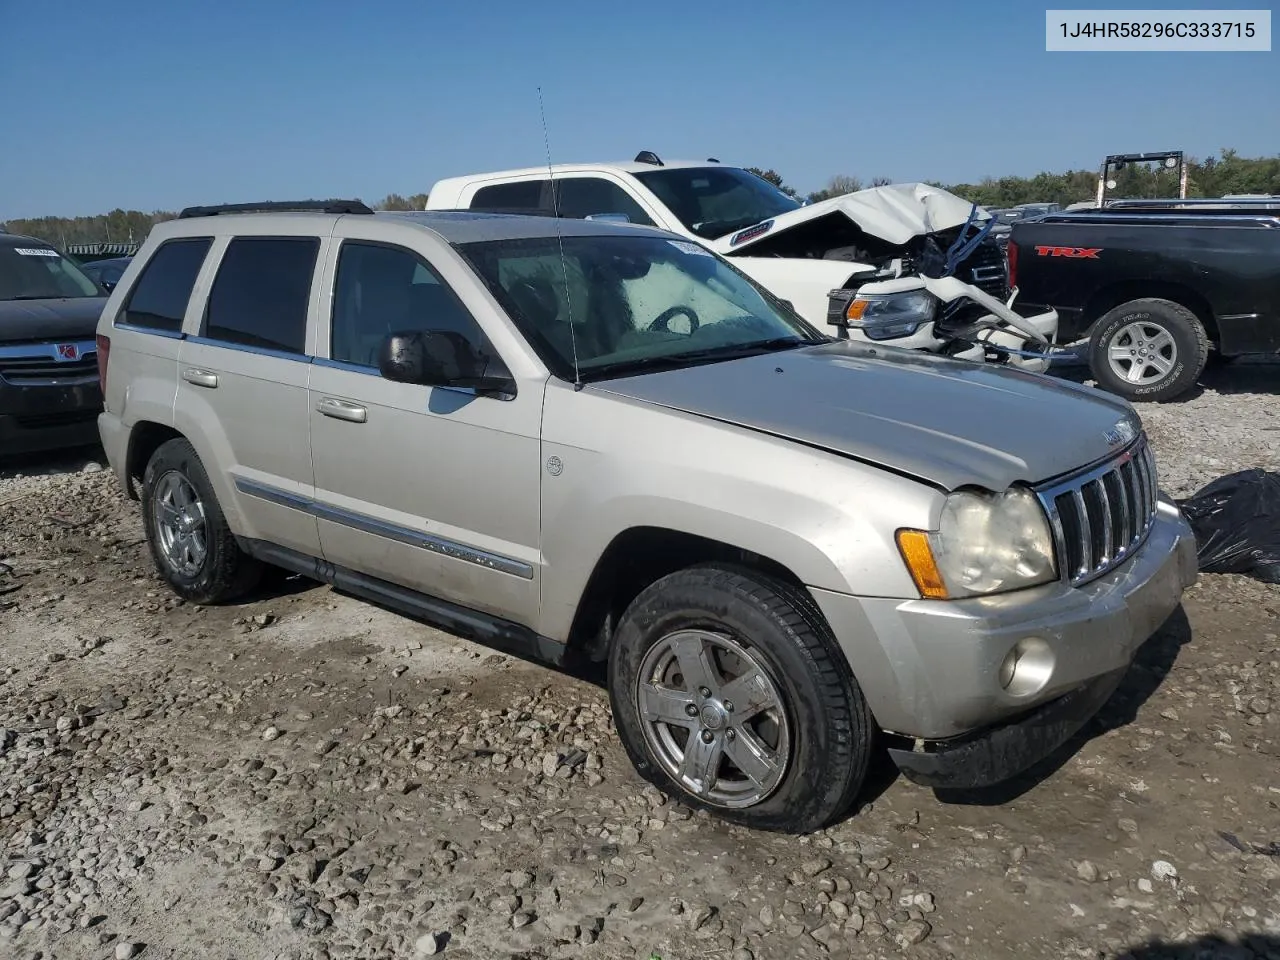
(1046, 9, 1272, 50)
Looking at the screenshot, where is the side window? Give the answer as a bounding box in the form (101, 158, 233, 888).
(470, 180, 545, 211)
(331, 241, 490, 368)
(203, 237, 319, 355)
(552, 177, 655, 226)
(119, 238, 212, 333)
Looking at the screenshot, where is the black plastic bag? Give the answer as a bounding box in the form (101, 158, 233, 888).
(1177, 469, 1280, 583)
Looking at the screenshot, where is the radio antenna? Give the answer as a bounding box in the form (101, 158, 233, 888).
(538, 86, 582, 390)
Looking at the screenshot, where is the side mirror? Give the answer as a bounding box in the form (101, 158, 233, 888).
(377, 330, 515, 396)
(100, 280, 117, 293)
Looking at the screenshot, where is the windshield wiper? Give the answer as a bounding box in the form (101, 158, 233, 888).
(687, 336, 823, 358)
(581, 336, 821, 381)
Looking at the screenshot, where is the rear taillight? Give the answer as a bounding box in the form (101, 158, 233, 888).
(1006, 240, 1019, 290)
(96, 334, 111, 394)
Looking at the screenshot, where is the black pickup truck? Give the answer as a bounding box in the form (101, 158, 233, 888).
(1009, 199, 1280, 401)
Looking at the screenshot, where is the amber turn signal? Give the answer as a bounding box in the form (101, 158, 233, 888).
(845, 298, 870, 321)
(895, 529, 949, 600)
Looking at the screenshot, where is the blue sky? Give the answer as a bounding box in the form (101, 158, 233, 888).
(2, 0, 1276, 219)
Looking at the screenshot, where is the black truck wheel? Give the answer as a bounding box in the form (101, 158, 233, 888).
(1088, 298, 1208, 402)
(607, 564, 874, 834)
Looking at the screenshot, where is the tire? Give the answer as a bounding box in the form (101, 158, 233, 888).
(607, 563, 874, 834)
(140, 437, 263, 604)
(1087, 298, 1208, 402)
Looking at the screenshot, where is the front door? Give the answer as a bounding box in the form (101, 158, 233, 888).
(307, 230, 544, 628)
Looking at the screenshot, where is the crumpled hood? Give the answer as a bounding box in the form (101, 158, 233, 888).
(0, 297, 107, 343)
(594, 340, 1140, 492)
(711, 181, 989, 254)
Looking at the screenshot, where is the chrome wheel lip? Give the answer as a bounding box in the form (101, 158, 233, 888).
(634, 628, 792, 809)
(1107, 321, 1178, 385)
(152, 470, 208, 579)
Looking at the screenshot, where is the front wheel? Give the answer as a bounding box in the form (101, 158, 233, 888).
(607, 564, 874, 833)
(1087, 298, 1208, 402)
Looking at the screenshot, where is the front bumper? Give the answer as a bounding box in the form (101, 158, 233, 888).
(0, 380, 102, 457)
(810, 498, 1198, 784)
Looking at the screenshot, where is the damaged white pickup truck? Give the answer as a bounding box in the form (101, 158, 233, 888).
(425, 152, 1059, 370)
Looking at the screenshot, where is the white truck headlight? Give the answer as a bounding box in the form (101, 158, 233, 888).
(896, 487, 1058, 599)
(845, 290, 937, 341)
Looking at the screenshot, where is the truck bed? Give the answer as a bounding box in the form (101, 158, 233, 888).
(1009, 209, 1280, 354)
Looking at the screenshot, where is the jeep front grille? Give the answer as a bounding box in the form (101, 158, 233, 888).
(1036, 436, 1159, 586)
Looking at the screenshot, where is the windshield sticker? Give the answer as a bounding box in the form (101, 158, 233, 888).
(667, 240, 715, 258)
(13, 247, 60, 257)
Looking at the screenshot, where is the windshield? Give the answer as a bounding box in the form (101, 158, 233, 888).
(457, 233, 825, 382)
(633, 167, 803, 240)
(0, 244, 102, 300)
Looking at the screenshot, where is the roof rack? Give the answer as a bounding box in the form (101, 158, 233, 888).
(177, 199, 374, 219)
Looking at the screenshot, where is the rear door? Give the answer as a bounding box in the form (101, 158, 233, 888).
(173, 232, 326, 557)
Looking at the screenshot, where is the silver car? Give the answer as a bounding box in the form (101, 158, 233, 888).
(95, 200, 1198, 833)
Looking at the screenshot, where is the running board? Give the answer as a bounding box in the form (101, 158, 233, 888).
(236, 537, 567, 667)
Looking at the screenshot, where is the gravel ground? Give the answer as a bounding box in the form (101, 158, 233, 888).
(1, 364, 1278, 960)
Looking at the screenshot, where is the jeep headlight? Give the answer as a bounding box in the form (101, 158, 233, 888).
(896, 487, 1058, 599)
(845, 290, 937, 341)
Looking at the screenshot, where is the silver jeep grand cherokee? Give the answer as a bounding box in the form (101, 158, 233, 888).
(95, 200, 1198, 834)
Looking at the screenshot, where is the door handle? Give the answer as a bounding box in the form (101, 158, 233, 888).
(182, 368, 218, 388)
(317, 397, 368, 423)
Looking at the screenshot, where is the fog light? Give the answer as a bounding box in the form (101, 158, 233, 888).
(997, 638, 1054, 698)
(998, 651, 1018, 689)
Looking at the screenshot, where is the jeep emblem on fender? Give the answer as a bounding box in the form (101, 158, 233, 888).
(545, 456, 563, 476)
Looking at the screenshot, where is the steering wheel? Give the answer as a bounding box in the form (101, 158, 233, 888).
(648, 305, 700, 335)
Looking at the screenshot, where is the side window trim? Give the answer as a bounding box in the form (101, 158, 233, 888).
(113, 236, 215, 337)
(181, 233, 230, 338)
(198, 235, 322, 358)
(185, 334, 315, 364)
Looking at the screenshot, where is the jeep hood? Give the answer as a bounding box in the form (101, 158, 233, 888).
(593, 341, 1140, 492)
(710, 181, 989, 254)
(0, 297, 107, 343)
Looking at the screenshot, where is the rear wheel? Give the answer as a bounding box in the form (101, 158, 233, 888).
(1088, 298, 1208, 402)
(141, 438, 263, 604)
(607, 564, 874, 833)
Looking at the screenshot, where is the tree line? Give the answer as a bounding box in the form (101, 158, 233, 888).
(3, 149, 1277, 248)
(795, 148, 1280, 208)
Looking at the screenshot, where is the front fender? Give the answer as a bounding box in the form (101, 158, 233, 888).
(535, 383, 938, 642)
